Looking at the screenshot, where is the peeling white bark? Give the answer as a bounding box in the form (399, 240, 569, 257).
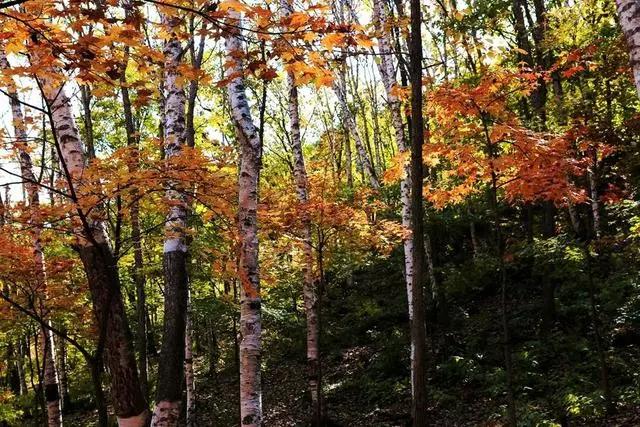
(225, 10, 263, 427)
(281, 0, 322, 422)
(617, 0, 640, 97)
(372, 0, 414, 319)
(333, 74, 380, 189)
(152, 15, 189, 427)
(0, 48, 62, 427)
(34, 56, 108, 247)
(161, 15, 188, 255)
(30, 38, 148, 427)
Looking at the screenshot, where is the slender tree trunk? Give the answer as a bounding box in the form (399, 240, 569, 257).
(372, 0, 419, 393)
(482, 116, 517, 426)
(185, 288, 196, 427)
(282, 1, 321, 422)
(33, 330, 46, 421)
(0, 48, 62, 427)
(55, 331, 70, 411)
(80, 86, 96, 160)
(33, 40, 149, 425)
(333, 70, 380, 189)
(42, 330, 61, 427)
(616, 0, 640, 97)
(5, 342, 21, 395)
(151, 15, 190, 427)
(408, 1, 428, 424)
(17, 338, 27, 396)
(343, 125, 353, 188)
(225, 10, 263, 427)
(588, 168, 601, 239)
(87, 359, 108, 427)
(121, 53, 149, 402)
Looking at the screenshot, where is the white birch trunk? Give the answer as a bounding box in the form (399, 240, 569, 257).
(30, 40, 149, 426)
(281, 0, 322, 422)
(617, 0, 640, 97)
(372, 0, 417, 378)
(0, 48, 62, 427)
(225, 10, 263, 427)
(151, 15, 189, 427)
(372, 0, 414, 314)
(333, 74, 380, 189)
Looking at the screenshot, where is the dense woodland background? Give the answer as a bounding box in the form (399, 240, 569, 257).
(1, 0, 640, 425)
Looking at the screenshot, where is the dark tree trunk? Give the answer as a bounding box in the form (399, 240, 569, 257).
(155, 251, 189, 405)
(122, 78, 149, 399)
(88, 359, 108, 427)
(409, 0, 428, 425)
(77, 243, 148, 419)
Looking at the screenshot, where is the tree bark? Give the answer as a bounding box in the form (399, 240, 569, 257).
(282, 1, 321, 423)
(151, 14, 190, 427)
(408, 1, 428, 425)
(185, 289, 196, 427)
(33, 40, 149, 426)
(373, 0, 422, 391)
(80, 85, 96, 160)
(55, 330, 70, 411)
(588, 168, 601, 239)
(616, 0, 640, 97)
(225, 10, 263, 427)
(0, 48, 62, 427)
(333, 70, 380, 189)
(121, 0, 149, 400)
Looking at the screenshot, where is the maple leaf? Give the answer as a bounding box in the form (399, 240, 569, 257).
(218, 0, 249, 12)
(321, 33, 343, 50)
(289, 12, 309, 28)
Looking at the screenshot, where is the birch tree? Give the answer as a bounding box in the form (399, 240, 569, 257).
(225, 9, 263, 427)
(151, 13, 190, 427)
(372, 0, 415, 328)
(0, 48, 62, 427)
(31, 35, 149, 427)
(281, 0, 322, 423)
(616, 0, 640, 97)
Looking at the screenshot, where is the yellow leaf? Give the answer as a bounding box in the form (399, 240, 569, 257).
(219, 0, 249, 12)
(356, 35, 374, 49)
(321, 33, 343, 50)
(289, 12, 309, 27)
(303, 32, 317, 42)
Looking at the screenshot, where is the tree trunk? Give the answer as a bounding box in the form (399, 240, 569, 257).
(333, 71, 380, 189)
(151, 15, 190, 427)
(55, 331, 70, 411)
(408, 1, 428, 424)
(121, 47, 149, 401)
(17, 338, 27, 396)
(588, 168, 601, 239)
(482, 114, 517, 426)
(80, 85, 96, 160)
(5, 342, 21, 395)
(0, 48, 62, 427)
(282, 1, 321, 422)
(616, 0, 640, 97)
(225, 10, 263, 427)
(33, 40, 149, 425)
(372, 0, 416, 328)
(88, 359, 108, 427)
(185, 289, 196, 427)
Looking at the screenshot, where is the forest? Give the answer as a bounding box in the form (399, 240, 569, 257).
(0, 0, 639, 425)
